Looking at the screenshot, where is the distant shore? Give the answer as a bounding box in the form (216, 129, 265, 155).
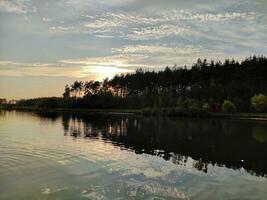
(2, 106, 267, 121)
(2, 106, 141, 115)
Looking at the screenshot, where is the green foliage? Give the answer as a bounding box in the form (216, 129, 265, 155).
(142, 107, 208, 117)
(222, 100, 236, 113)
(63, 85, 71, 99)
(251, 94, 267, 112)
(186, 99, 200, 111)
(17, 97, 63, 109)
(0, 99, 7, 109)
(71, 81, 84, 98)
(202, 103, 211, 112)
(176, 98, 185, 109)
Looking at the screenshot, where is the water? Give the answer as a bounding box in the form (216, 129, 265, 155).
(0, 110, 267, 200)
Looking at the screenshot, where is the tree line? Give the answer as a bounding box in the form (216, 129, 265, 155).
(15, 56, 267, 113)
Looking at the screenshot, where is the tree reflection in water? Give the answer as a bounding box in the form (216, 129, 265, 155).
(36, 112, 267, 177)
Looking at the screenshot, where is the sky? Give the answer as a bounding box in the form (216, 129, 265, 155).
(0, 0, 267, 99)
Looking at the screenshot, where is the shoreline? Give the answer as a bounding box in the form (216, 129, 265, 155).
(2, 106, 142, 115)
(2, 106, 267, 121)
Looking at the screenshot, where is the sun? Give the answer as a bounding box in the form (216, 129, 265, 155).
(82, 65, 133, 79)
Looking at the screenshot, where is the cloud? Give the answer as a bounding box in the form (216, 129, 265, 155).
(84, 12, 157, 29)
(61, 44, 226, 69)
(0, 39, 250, 79)
(49, 26, 81, 34)
(111, 44, 250, 67)
(80, 9, 255, 40)
(0, 65, 81, 77)
(83, 10, 254, 30)
(95, 35, 114, 38)
(159, 10, 255, 22)
(59, 55, 147, 68)
(42, 17, 52, 22)
(0, 0, 27, 14)
(0, 60, 55, 68)
(41, 6, 255, 42)
(0, 0, 36, 14)
(0, 57, 137, 79)
(126, 25, 192, 40)
(0, 60, 80, 77)
(112, 45, 207, 56)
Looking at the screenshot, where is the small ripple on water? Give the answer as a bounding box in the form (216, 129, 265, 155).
(38, 181, 189, 200)
(0, 143, 82, 178)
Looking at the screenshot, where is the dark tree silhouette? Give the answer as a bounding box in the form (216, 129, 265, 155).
(16, 56, 267, 113)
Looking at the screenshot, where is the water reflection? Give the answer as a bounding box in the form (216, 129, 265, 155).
(36, 112, 267, 176)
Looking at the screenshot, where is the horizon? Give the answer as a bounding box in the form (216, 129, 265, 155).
(1, 0, 267, 99)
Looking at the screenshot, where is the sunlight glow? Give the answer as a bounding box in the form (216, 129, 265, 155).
(82, 65, 133, 79)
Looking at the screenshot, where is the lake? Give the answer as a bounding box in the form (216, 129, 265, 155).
(0, 110, 267, 199)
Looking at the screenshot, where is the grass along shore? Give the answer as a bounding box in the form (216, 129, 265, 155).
(2, 105, 267, 121)
(2, 105, 142, 115)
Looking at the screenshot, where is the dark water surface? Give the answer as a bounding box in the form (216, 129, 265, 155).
(0, 110, 267, 199)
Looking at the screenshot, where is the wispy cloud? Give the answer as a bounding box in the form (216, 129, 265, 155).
(0, 0, 36, 14)
(84, 10, 254, 30)
(112, 45, 210, 56)
(49, 26, 80, 34)
(0, 39, 251, 79)
(0, 60, 80, 77)
(54, 9, 255, 40)
(59, 55, 147, 69)
(84, 12, 157, 29)
(159, 10, 254, 22)
(0, 57, 136, 78)
(3, 44, 222, 76)
(0, 60, 55, 68)
(126, 25, 192, 40)
(42, 17, 52, 22)
(0, 65, 80, 78)
(111, 44, 227, 67)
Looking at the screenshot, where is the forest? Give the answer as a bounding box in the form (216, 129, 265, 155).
(14, 56, 267, 114)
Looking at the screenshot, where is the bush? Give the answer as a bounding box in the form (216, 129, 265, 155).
(222, 100, 236, 113)
(251, 94, 267, 112)
(202, 103, 211, 112)
(186, 99, 200, 111)
(170, 107, 186, 116)
(176, 98, 186, 109)
(142, 107, 158, 115)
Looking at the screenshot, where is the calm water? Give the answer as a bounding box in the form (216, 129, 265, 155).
(0, 111, 267, 200)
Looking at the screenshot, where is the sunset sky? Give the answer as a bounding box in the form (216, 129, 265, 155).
(0, 0, 267, 99)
